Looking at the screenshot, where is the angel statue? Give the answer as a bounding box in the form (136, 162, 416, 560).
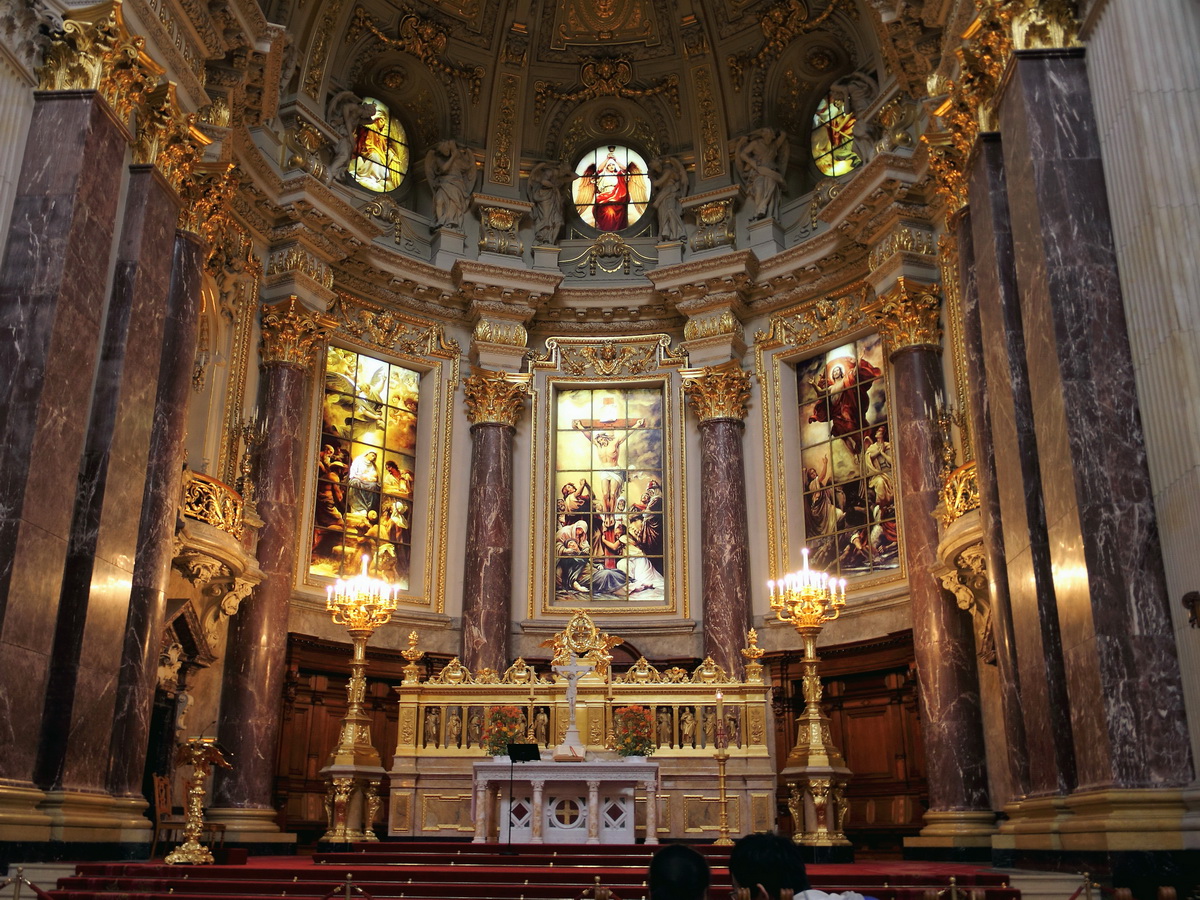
(573, 146, 649, 232)
(829, 71, 879, 165)
(424, 140, 478, 230)
(528, 160, 575, 245)
(649, 156, 688, 242)
(736, 127, 789, 221)
(326, 91, 377, 184)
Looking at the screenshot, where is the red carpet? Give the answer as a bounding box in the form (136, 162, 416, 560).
(48, 842, 1020, 900)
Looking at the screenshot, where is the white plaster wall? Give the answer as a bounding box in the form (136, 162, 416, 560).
(1084, 0, 1200, 769)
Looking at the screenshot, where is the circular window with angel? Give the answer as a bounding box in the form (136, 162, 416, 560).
(572, 145, 651, 232)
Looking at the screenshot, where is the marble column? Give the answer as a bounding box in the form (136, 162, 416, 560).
(459, 372, 528, 674)
(0, 91, 128, 797)
(108, 228, 205, 799)
(999, 50, 1191, 789)
(968, 135, 1075, 798)
(683, 364, 752, 677)
(873, 281, 992, 840)
(954, 210, 1030, 801)
(212, 298, 333, 834)
(35, 163, 180, 800)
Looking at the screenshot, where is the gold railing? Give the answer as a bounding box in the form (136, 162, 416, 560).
(938, 460, 980, 527)
(181, 470, 245, 538)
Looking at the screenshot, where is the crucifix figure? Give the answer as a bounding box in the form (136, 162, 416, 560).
(553, 653, 591, 761)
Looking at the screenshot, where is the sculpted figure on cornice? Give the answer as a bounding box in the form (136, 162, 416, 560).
(649, 156, 688, 243)
(529, 161, 575, 245)
(326, 91, 377, 184)
(829, 71, 879, 164)
(425, 139, 477, 230)
(736, 128, 789, 222)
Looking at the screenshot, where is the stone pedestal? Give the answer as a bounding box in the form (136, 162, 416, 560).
(746, 216, 784, 259)
(432, 227, 466, 267)
(533, 245, 561, 270)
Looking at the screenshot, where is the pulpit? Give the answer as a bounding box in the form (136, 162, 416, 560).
(472, 758, 659, 844)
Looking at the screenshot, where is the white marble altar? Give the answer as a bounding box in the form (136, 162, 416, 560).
(472, 758, 659, 845)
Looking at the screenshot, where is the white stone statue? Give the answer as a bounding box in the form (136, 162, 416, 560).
(649, 156, 688, 242)
(829, 71, 880, 164)
(736, 127, 789, 221)
(424, 139, 477, 230)
(528, 160, 575, 245)
(326, 91, 377, 183)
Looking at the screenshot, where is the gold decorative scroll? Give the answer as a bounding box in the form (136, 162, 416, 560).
(939, 460, 981, 527)
(37, 0, 164, 122)
(534, 57, 680, 123)
(462, 370, 530, 427)
(727, 0, 848, 92)
(181, 471, 245, 538)
(534, 334, 686, 376)
(350, 6, 484, 103)
(258, 297, 336, 370)
(869, 279, 942, 355)
(682, 362, 752, 422)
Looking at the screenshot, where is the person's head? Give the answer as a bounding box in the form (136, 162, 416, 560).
(562, 483, 576, 498)
(386, 460, 400, 475)
(366, 451, 377, 463)
(728, 832, 810, 900)
(648, 844, 709, 900)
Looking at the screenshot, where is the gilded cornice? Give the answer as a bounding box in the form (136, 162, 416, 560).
(125, 0, 205, 99)
(533, 334, 686, 376)
(681, 361, 751, 423)
(868, 278, 943, 355)
(258, 297, 337, 370)
(349, 6, 484, 103)
(37, 0, 164, 123)
(472, 318, 528, 349)
(462, 370, 530, 427)
(328, 291, 461, 360)
(755, 283, 871, 350)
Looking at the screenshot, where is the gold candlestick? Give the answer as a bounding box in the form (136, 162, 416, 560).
(714, 690, 733, 846)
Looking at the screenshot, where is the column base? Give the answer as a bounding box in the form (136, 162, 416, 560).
(206, 807, 297, 844)
(0, 784, 51, 842)
(904, 809, 996, 860)
(39, 790, 148, 842)
(997, 787, 1200, 852)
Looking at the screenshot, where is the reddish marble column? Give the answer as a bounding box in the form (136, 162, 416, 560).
(999, 50, 1190, 789)
(0, 91, 129, 787)
(35, 164, 180, 794)
(460, 373, 528, 674)
(874, 283, 990, 819)
(214, 299, 332, 820)
(108, 228, 205, 798)
(967, 135, 1076, 798)
(683, 366, 752, 677)
(954, 210, 1030, 801)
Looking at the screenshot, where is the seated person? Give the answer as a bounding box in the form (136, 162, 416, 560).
(729, 832, 868, 900)
(649, 844, 709, 900)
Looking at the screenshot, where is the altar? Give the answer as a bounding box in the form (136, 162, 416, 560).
(471, 757, 659, 844)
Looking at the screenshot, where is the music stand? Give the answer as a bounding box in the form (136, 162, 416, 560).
(503, 743, 540, 851)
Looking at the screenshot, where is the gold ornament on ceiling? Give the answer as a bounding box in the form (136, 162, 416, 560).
(534, 57, 679, 123)
(728, 0, 850, 92)
(350, 6, 484, 103)
(549, 0, 661, 50)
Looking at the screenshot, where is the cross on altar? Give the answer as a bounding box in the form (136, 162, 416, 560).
(552, 654, 591, 761)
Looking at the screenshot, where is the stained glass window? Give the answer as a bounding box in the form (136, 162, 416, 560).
(572, 145, 651, 232)
(796, 335, 898, 577)
(554, 388, 665, 605)
(811, 93, 862, 178)
(349, 98, 410, 193)
(311, 346, 419, 588)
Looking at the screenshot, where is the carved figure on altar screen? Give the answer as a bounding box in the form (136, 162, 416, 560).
(657, 709, 673, 747)
(467, 710, 483, 747)
(574, 145, 649, 232)
(680, 708, 696, 747)
(446, 708, 462, 748)
(702, 708, 716, 747)
(423, 707, 440, 747)
(534, 708, 549, 745)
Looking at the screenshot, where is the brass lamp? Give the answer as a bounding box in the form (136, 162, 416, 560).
(320, 555, 397, 841)
(770, 548, 852, 851)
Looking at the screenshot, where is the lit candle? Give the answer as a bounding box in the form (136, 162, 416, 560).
(715, 690, 723, 720)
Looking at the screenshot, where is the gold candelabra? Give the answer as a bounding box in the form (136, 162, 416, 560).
(714, 689, 733, 846)
(321, 556, 397, 841)
(770, 547, 851, 848)
(164, 738, 232, 865)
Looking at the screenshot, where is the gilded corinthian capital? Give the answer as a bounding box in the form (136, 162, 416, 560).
(259, 298, 336, 370)
(682, 362, 752, 422)
(462, 371, 530, 427)
(869, 279, 943, 356)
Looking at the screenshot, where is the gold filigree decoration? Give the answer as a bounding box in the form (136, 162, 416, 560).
(997, 0, 1080, 50)
(178, 163, 238, 243)
(328, 292, 462, 358)
(560, 233, 657, 277)
(741, 629, 765, 684)
(612, 654, 738, 685)
(266, 246, 334, 290)
(350, 6, 483, 103)
(534, 57, 679, 123)
(540, 609, 624, 681)
(462, 370, 529, 427)
(689, 198, 735, 252)
(429, 657, 475, 684)
(727, 0, 848, 92)
(535, 334, 685, 376)
(38, 0, 164, 122)
(473, 318, 528, 348)
(489, 75, 519, 185)
(303, 0, 346, 99)
(867, 223, 937, 273)
(259, 298, 336, 370)
(682, 361, 752, 422)
(133, 82, 210, 195)
(869, 279, 942, 354)
(683, 310, 743, 343)
(501, 657, 547, 684)
(181, 470, 244, 538)
(477, 206, 523, 258)
(692, 64, 724, 178)
(757, 288, 869, 350)
(938, 461, 981, 527)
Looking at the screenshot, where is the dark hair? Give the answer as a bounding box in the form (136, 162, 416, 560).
(728, 833, 809, 900)
(648, 844, 710, 900)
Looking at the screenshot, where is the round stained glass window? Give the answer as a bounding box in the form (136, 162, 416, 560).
(349, 98, 410, 193)
(811, 94, 862, 178)
(572, 145, 651, 232)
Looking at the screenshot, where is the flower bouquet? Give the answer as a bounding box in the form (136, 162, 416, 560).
(481, 704, 527, 756)
(613, 705, 655, 758)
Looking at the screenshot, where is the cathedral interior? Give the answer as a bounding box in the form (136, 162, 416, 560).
(0, 0, 1198, 892)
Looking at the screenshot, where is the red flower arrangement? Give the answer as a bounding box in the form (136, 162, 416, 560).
(613, 705, 654, 758)
(481, 705, 527, 756)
